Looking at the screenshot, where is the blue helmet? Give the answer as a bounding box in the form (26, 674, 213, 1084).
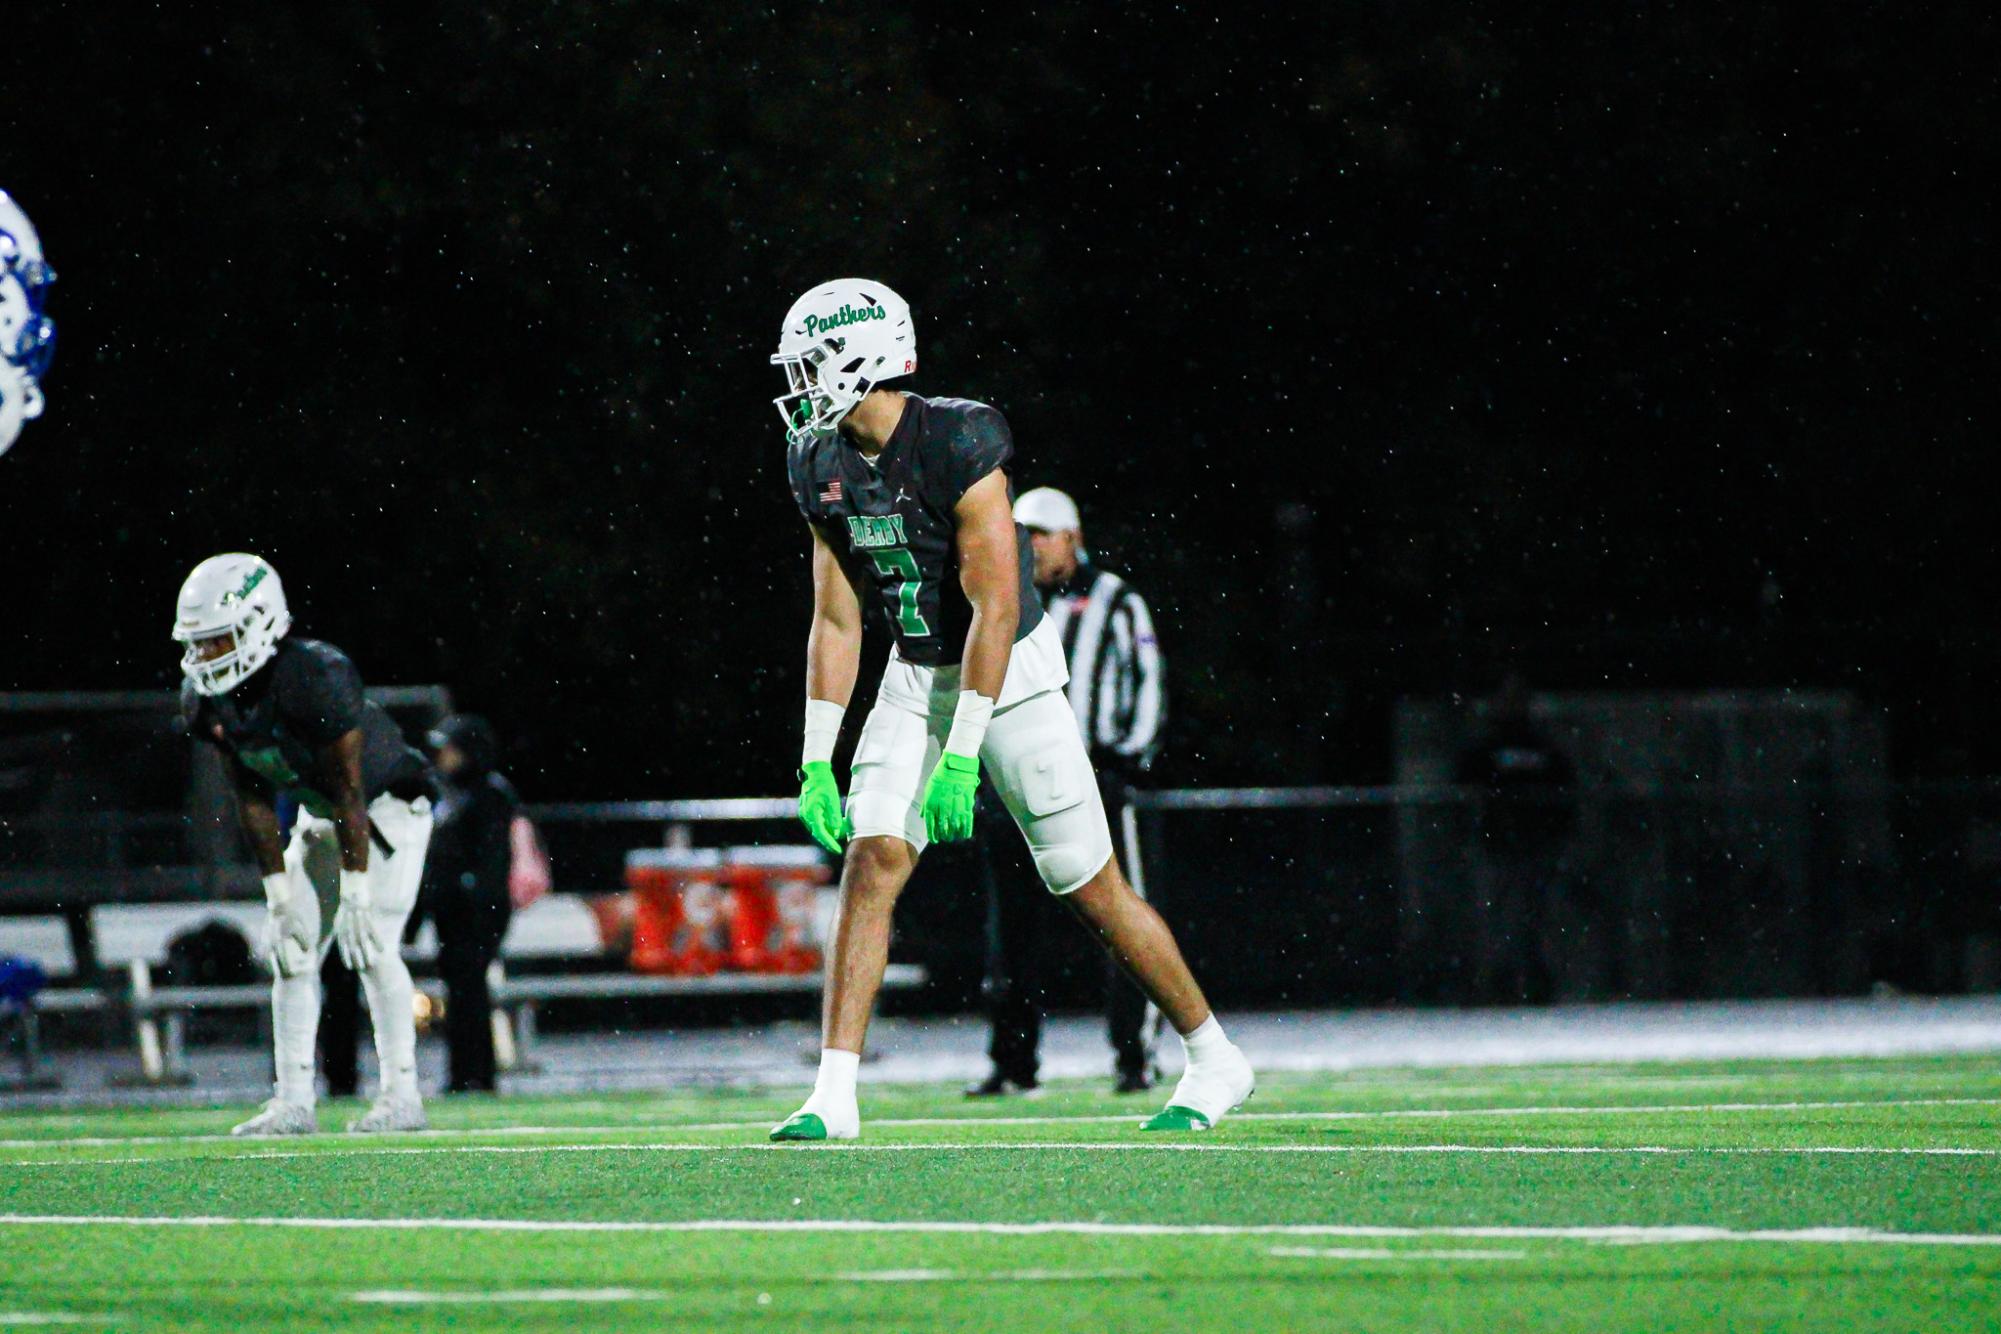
(1, 189, 57, 457)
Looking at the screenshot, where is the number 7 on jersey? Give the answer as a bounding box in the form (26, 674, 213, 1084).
(868, 548, 931, 637)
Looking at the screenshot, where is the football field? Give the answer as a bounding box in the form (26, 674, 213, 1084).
(1, 1055, 1997, 1332)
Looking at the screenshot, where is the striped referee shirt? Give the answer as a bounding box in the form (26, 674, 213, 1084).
(1040, 561, 1165, 773)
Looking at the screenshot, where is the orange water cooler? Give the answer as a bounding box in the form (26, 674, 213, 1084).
(723, 844, 832, 974)
(625, 846, 728, 975)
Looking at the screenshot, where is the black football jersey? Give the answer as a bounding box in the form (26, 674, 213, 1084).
(183, 638, 431, 817)
(786, 394, 1043, 667)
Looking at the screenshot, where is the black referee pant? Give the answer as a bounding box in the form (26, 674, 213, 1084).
(436, 896, 512, 1093)
(980, 770, 1151, 1084)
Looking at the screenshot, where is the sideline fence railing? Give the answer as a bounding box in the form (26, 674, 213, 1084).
(6, 780, 1999, 1007)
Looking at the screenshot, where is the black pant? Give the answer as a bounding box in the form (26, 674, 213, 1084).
(1469, 851, 1565, 1004)
(317, 950, 361, 1098)
(437, 898, 511, 1093)
(981, 771, 1151, 1082)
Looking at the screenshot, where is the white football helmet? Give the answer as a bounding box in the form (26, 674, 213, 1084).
(1, 189, 58, 459)
(173, 554, 294, 696)
(771, 278, 915, 445)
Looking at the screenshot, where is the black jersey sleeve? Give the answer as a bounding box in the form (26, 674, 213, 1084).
(785, 438, 847, 545)
(941, 402, 1014, 506)
(275, 641, 367, 746)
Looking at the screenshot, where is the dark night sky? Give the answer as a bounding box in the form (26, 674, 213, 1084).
(4, 3, 1995, 797)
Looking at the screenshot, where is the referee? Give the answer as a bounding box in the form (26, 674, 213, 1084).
(967, 486, 1167, 1096)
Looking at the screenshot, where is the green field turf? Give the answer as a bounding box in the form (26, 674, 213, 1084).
(1, 1055, 1998, 1331)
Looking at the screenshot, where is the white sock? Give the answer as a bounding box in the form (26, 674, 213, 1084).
(1164, 1014, 1254, 1126)
(272, 969, 321, 1107)
(1180, 1015, 1231, 1066)
(361, 944, 420, 1102)
(807, 1048, 861, 1110)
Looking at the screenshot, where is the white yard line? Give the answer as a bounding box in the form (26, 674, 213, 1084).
(11, 1141, 1996, 1167)
(828, 1097, 2001, 1131)
(353, 1272, 1139, 1300)
(4, 1214, 2001, 1248)
(833, 1269, 1144, 1282)
(353, 1289, 666, 1305)
(3, 1096, 1995, 1152)
(0, 1317, 119, 1327)
(1269, 1247, 1528, 1261)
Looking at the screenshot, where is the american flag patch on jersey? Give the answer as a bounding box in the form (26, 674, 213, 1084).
(819, 480, 843, 504)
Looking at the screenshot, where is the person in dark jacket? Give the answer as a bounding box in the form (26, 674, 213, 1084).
(1455, 672, 1578, 1003)
(416, 715, 519, 1093)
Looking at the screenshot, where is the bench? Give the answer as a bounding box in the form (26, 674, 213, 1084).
(86, 902, 270, 1084)
(88, 899, 587, 1083)
(57, 897, 928, 1085)
(0, 914, 113, 1088)
(0, 912, 82, 976)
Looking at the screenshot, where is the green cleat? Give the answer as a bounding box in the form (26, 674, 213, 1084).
(770, 1112, 830, 1142)
(1143, 1042, 1255, 1132)
(1140, 1104, 1213, 1132)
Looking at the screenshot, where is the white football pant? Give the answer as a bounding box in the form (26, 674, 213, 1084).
(266, 794, 432, 1106)
(847, 617, 1115, 893)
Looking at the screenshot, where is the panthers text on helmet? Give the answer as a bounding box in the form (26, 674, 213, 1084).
(804, 304, 888, 337)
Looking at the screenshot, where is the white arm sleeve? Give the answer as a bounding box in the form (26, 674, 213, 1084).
(803, 698, 846, 767)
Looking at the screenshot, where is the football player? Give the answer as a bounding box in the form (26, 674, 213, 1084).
(0, 189, 57, 459)
(770, 279, 1254, 1140)
(174, 554, 435, 1134)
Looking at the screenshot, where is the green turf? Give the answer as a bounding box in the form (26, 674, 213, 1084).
(1, 1055, 1998, 1331)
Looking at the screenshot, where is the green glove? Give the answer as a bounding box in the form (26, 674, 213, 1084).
(797, 760, 851, 856)
(921, 751, 980, 844)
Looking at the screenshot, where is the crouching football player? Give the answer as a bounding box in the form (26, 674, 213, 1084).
(174, 554, 435, 1134)
(769, 279, 1255, 1140)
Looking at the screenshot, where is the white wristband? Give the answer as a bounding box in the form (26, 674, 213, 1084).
(261, 872, 290, 914)
(944, 690, 995, 759)
(803, 698, 846, 767)
(338, 867, 371, 906)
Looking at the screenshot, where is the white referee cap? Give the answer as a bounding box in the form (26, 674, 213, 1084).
(1014, 486, 1082, 532)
